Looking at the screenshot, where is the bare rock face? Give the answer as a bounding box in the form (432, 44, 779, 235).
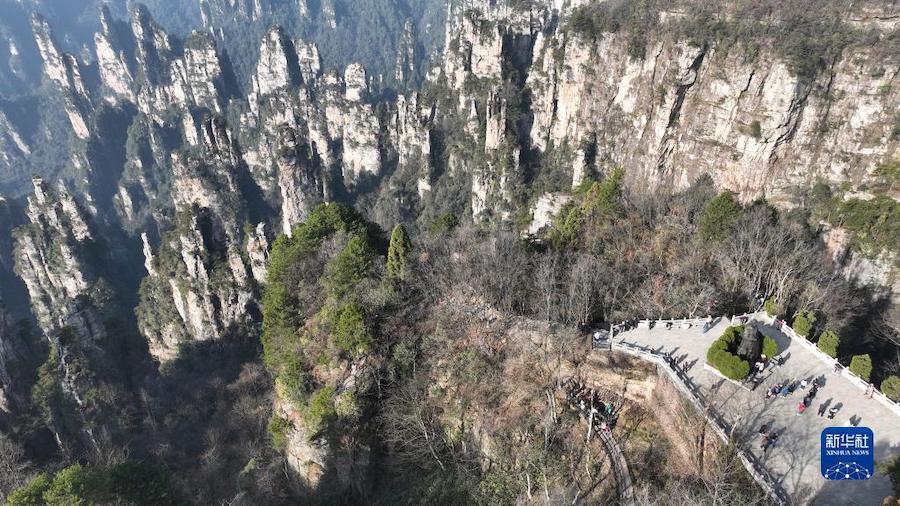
(529, 193, 571, 235)
(822, 225, 900, 302)
(95, 6, 135, 103)
(31, 14, 91, 139)
(391, 93, 433, 194)
(11, 179, 131, 454)
(14, 178, 96, 332)
(296, 39, 321, 83)
(277, 125, 325, 236)
(0, 108, 30, 166)
(253, 27, 297, 97)
(137, 118, 260, 362)
(522, 8, 900, 204)
(246, 223, 269, 283)
(395, 21, 416, 84)
(344, 63, 368, 102)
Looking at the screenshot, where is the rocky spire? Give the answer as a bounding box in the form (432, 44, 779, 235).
(295, 39, 321, 84)
(131, 4, 173, 86)
(253, 27, 298, 97)
(394, 21, 417, 84)
(94, 5, 135, 102)
(31, 14, 91, 138)
(14, 178, 96, 332)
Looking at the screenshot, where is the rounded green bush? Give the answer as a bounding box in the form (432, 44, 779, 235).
(882, 376, 900, 402)
(792, 310, 817, 338)
(817, 330, 840, 358)
(706, 326, 750, 380)
(762, 336, 779, 359)
(849, 354, 873, 382)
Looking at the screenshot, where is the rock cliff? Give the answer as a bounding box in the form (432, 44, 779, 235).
(0, 0, 897, 490)
(14, 178, 99, 331)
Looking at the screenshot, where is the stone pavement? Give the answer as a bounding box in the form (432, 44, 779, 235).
(612, 315, 900, 505)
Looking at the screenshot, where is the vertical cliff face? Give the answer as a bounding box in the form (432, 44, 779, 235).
(137, 118, 261, 362)
(14, 178, 98, 332)
(31, 14, 92, 139)
(0, 299, 19, 414)
(520, 5, 900, 205)
(11, 178, 134, 454)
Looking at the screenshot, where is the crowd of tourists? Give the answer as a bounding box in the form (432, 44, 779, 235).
(564, 378, 619, 433)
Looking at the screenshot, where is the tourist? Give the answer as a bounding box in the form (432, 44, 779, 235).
(827, 406, 839, 419)
(797, 401, 806, 415)
(834, 363, 843, 374)
(865, 383, 875, 399)
(817, 403, 828, 416)
(788, 380, 798, 394)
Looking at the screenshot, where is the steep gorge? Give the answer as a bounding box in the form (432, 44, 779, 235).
(0, 0, 897, 502)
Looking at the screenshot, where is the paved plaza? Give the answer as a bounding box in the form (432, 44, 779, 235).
(612, 315, 900, 505)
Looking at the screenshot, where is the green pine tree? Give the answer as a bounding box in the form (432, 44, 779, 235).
(387, 224, 412, 285)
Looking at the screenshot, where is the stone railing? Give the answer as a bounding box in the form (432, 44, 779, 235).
(777, 318, 900, 417)
(624, 311, 761, 334)
(612, 341, 789, 505)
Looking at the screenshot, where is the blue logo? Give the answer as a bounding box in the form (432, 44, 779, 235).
(821, 427, 874, 480)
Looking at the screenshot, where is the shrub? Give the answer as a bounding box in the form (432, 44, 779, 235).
(8, 463, 179, 506)
(548, 203, 584, 249)
(698, 192, 742, 242)
(306, 386, 337, 435)
(877, 453, 900, 495)
(277, 353, 310, 405)
(478, 471, 519, 505)
(849, 354, 873, 382)
(42, 464, 107, 505)
(429, 212, 459, 235)
(335, 391, 360, 419)
(748, 120, 761, 138)
(706, 326, 750, 380)
(792, 310, 817, 338)
(7, 473, 51, 506)
(105, 461, 180, 505)
(582, 167, 625, 218)
(333, 303, 373, 356)
(764, 298, 777, 317)
(882, 376, 900, 402)
(762, 336, 778, 359)
(267, 414, 291, 450)
(322, 235, 374, 299)
(387, 224, 412, 284)
(817, 330, 840, 358)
